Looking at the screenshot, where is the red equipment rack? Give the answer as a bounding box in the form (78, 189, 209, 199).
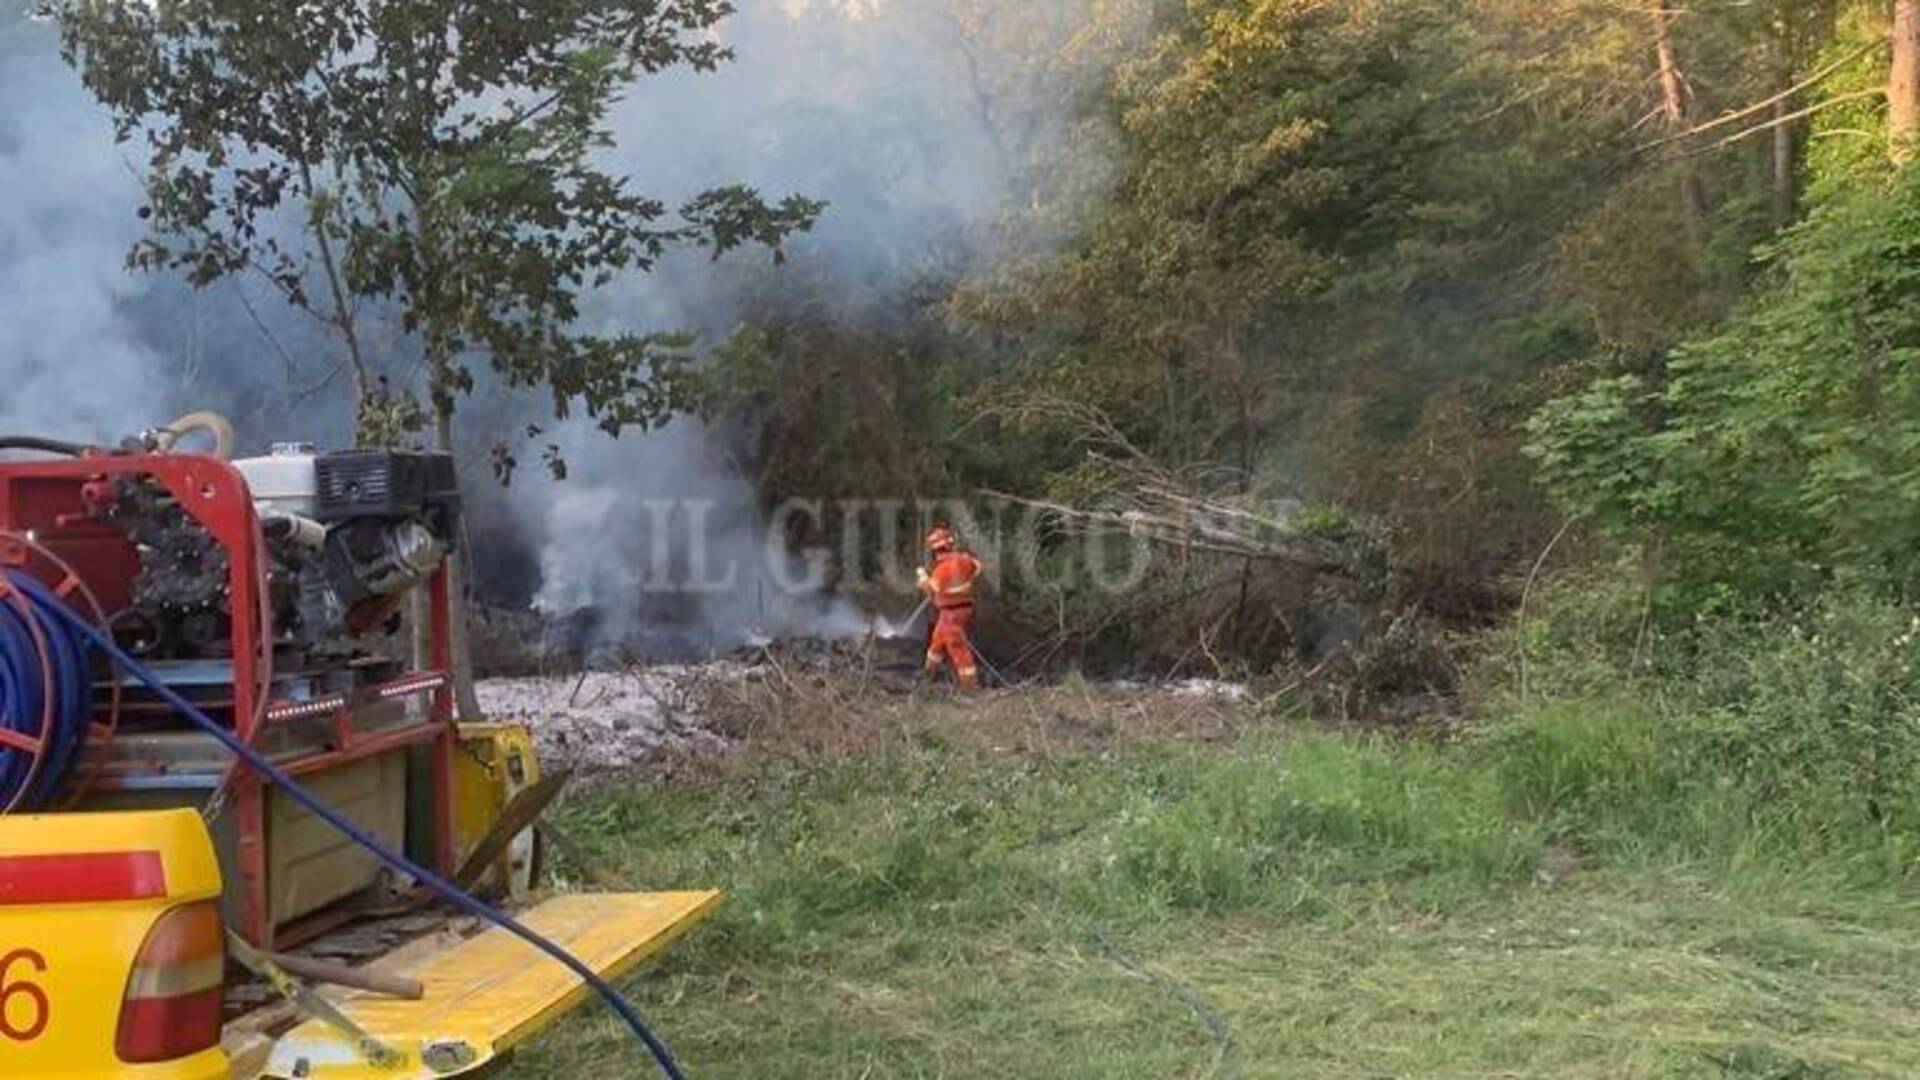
(0, 452, 457, 946)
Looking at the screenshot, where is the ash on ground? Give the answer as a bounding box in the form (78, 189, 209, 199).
(1109, 677, 1252, 702)
(475, 634, 1258, 772)
(476, 666, 746, 770)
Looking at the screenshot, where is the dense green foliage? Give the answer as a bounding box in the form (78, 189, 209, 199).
(1508, 588, 1920, 867)
(1530, 174, 1920, 597)
(705, 0, 1916, 683)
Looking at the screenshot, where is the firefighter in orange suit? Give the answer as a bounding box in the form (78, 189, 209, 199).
(918, 525, 984, 690)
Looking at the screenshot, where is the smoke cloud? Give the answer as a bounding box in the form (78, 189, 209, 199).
(0, 13, 179, 440)
(1, 0, 1107, 655)
(498, 0, 1037, 652)
(2, 7, 362, 445)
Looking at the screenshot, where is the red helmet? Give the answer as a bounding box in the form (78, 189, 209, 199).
(925, 525, 957, 552)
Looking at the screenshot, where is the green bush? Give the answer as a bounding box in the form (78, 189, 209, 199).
(1486, 584, 1920, 882)
(1482, 700, 1740, 862)
(1527, 172, 1920, 598)
(1487, 550, 1655, 702)
(1693, 594, 1920, 854)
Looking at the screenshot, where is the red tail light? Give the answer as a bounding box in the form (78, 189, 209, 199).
(116, 900, 225, 1063)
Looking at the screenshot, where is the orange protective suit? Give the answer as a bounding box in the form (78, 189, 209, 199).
(921, 547, 983, 689)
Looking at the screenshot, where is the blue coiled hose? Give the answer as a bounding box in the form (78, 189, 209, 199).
(1, 570, 692, 1080)
(0, 573, 93, 810)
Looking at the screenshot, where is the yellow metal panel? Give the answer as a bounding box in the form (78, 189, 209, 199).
(0, 810, 227, 1080)
(269, 750, 408, 925)
(262, 890, 722, 1079)
(451, 724, 540, 897)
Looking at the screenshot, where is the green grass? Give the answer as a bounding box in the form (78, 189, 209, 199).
(504, 695, 1920, 1079)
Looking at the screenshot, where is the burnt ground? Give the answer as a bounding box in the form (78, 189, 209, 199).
(477, 637, 1261, 779)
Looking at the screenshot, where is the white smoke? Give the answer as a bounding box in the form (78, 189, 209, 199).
(518, 419, 865, 656)
(1, 0, 1117, 655)
(0, 8, 358, 446)
(497, 0, 1089, 654)
(0, 13, 179, 440)
(778, 0, 884, 18)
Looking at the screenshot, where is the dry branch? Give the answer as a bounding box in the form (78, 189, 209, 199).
(982, 489, 1348, 572)
(1632, 42, 1878, 152)
(1675, 90, 1887, 159)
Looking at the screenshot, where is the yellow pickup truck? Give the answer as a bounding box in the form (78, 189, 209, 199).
(0, 731, 718, 1080)
(0, 439, 718, 1079)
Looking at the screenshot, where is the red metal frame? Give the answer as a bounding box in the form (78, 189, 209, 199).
(0, 453, 459, 946)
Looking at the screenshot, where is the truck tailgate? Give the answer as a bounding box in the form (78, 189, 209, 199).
(259, 891, 721, 1079)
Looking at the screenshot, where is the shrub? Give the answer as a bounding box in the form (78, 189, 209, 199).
(1693, 594, 1920, 853)
(1527, 173, 1920, 598)
(1486, 585, 1920, 881)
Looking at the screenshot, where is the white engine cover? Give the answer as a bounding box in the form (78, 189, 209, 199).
(232, 442, 320, 517)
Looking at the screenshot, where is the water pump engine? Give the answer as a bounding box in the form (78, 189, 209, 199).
(90, 442, 460, 662)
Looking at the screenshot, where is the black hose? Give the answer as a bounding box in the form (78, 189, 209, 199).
(0, 436, 93, 457)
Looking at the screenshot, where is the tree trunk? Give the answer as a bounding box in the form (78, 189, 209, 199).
(1770, 13, 1798, 228)
(1653, 2, 1711, 236)
(431, 370, 484, 722)
(1653, 4, 1688, 129)
(1892, 0, 1920, 164)
(297, 160, 374, 420)
(1771, 30, 1798, 229)
(1771, 93, 1796, 227)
